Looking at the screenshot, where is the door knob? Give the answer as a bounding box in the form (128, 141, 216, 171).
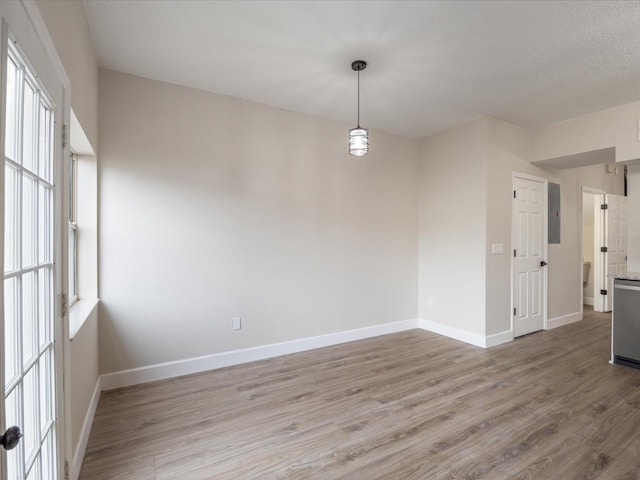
(540, 261, 548, 267)
(1, 426, 23, 451)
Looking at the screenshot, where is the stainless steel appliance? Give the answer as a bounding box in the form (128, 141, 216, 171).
(612, 278, 640, 368)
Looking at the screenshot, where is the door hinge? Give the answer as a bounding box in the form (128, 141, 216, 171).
(62, 124, 67, 149)
(601, 246, 608, 253)
(64, 460, 70, 480)
(513, 190, 516, 199)
(513, 307, 516, 316)
(601, 203, 608, 210)
(601, 289, 608, 295)
(61, 293, 68, 317)
(513, 249, 516, 257)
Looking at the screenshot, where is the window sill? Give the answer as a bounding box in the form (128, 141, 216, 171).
(69, 298, 100, 340)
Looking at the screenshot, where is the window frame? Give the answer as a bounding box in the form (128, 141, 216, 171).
(68, 152, 78, 306)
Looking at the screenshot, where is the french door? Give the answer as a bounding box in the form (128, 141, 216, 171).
(1, 2, 66, 479)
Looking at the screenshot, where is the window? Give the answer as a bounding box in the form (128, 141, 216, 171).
(68, 153, 78, 305)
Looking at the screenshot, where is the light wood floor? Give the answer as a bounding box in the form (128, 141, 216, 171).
(79, 308, 640, 479)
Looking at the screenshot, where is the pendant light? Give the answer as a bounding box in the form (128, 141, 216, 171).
(349, 60, 368, 156)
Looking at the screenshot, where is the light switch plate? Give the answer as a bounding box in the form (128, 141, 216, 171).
(492, 243, 504, 254)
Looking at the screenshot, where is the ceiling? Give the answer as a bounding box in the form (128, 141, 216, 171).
(84, 0, 640, 139)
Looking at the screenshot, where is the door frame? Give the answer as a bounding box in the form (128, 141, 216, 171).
(0, 1, 71, 478)
(511, 172, 549, 335)
(593, 192, 628, 313)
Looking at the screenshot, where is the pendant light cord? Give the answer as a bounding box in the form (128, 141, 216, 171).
(357, 69, 361, 128)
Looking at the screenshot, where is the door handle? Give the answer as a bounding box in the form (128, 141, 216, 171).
(540, 261, 548, 267)
(1, 426, 22, 451)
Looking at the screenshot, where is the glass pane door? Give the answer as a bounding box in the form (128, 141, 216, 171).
(3, 40, 57, 480)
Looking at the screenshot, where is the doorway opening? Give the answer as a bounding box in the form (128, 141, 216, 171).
(582, 189, 602, 308)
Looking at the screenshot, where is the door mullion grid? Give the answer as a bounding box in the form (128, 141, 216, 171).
(5, 36, 58, 480)
(4, 262, 53, 281)
(14, 55, 27, 480)
(25, 68, 43, 480)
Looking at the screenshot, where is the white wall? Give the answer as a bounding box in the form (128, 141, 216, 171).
(628, 164, 640, 272)
(98, 69, 419, 374)
(418, 118, 487, 336)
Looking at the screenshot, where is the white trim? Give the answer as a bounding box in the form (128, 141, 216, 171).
(594, 193, 606, 312)
(100, 319, 421, 390)
(511, 171, 548, 184)
(69, 298, 99, 339)
(1, 3, 72, 477)
(419, 319, 513, 348)
(21, 0, 71, 88)
(419, 319, 486, 348)
(70, 376, 101, 480)
(583, 297, 594, 306)
(101, 319, 519, 392)
(546, 311, 582, 330)
(511, 172, 549, 336)
(485, 329, 514, 347)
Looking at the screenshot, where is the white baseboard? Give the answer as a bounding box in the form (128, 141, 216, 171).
(419, 319, 487, 348)
(485, 329, 514, 347)
(546, 311, 582, 330)
(100, 316, 520, 393)
(101, 319, 421, 390)
(70, 376, 102, 480)
(583, 297, 594, 306)
(419, 319, 513, 348)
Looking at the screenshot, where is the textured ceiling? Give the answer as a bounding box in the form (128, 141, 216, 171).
(84, 0, 640, 139)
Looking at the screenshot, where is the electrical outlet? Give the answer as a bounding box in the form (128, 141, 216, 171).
(232, 317, 241, 331)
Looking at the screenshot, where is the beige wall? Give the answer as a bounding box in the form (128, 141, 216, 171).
(36, 0, 98, 151)
(485, 118, 542, 335)
(531, 101, 640, 164)
(69, 307, 99, 452)
(418, 118, 488, 336)
(486, 118, 624, 334)
(419, 116, 624, 340)
(36, 0, 100, 466)
(98, 69, 419, 373)
(628, 164, 640, 272)
(545, 163, 623, 321)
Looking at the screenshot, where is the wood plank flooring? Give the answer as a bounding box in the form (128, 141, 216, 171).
(79, 308, 640, 479)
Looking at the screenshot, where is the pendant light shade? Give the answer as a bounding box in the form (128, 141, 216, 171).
(349, 126, 369, 156)
(349, 60, 368, 156)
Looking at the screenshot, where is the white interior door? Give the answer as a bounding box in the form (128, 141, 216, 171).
(512, 175, 548, 337)
(1, 3, 65, 479)
(595, 193, 627, 312)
